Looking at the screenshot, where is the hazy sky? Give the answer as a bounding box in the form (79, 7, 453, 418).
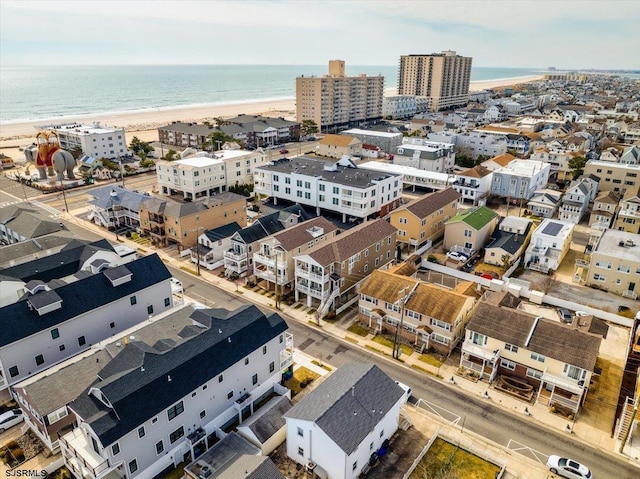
(1, 0, 638, 69)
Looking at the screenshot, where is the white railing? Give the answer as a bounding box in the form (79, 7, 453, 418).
(223, 249, 246, 262)
(296, 284, 329, 299)
(623, 290, 638, 300)
(295, 267, 327, 282)
(542, 372, 583, 395)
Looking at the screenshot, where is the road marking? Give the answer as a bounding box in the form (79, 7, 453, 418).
(413, 398, 462, 425)
(31, 200, 61, 216)
(506, 439, 548, 464)
(0, 200, 26, 208)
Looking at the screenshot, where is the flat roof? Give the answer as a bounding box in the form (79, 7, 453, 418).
(595, 230, 640, 262)
(359, 161, 451, 181)
(52, 124, 123, 135)
(174, 156, 225, 168)
(341, 128, 402, 138)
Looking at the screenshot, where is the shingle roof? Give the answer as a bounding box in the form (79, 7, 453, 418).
(284, 363, 403, 455)
(271, 217, 337, 251)
(319, 134, 359, 147)
(70, 305, 288, 446)
(238, 395, 293, 444)
(458, 165, 492, 179)
(203, 222, 242, 242)
(402, 188, 461, 220)
(305, 219, 396, 267)
(235, 205, 313, 244)
(446, 206, 498, 231)
(485, 221, 533, 255)
(140, 192, 246, 218)
(88, 186, 151, 212)
(467, 293, 601, 371)
(0, 254, 171, 348)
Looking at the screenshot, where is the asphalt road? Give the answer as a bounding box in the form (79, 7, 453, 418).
(169, 268, 638, 478)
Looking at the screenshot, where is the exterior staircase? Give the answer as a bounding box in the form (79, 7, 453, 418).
(616, 397, 636, 441)
(316, 288, 340, 320)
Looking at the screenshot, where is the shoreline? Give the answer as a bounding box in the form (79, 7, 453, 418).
(0, 75, 543, 155)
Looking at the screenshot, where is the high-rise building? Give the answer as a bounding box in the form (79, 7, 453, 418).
(398, 51, 472, 111)
(296, 60, 384, 132)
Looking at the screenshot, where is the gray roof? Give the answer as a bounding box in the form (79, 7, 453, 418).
(140, 192, 246, 218)
(203, 222, 242, 242)
(238, 395, 293, 444)
(0, 205, 65, 240)
(256, 157, 400, 189)
(0, 231, 80, 267)
(234, 205, 314, 245)
(486, 221, 533, 255)
(285, 363, 403, 455)
(88, 186, 151, 211)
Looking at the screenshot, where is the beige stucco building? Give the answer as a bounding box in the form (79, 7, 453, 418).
(296, 60, 384, 132)
(316, 134, 362, 159)
(583, 160, 639, 195)
(398, 51, 472, 111)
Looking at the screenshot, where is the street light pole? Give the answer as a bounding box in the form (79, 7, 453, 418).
(392, 287, 410, 360)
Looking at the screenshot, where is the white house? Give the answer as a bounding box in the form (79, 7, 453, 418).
(52, 123, 130, 159)
(453, 165, 493, 204)
(60, 304, 293, 479)
(527, 189, 563, 218)
(524, 219, 574, 273)
(490, 160, 551, 200)
(441, 131, 508, 160)
(394, 140, 456, 173)
(0, 254, 173, 398)
(382, 96, 417, 119)
(191, 222, 243, 271)
(341, 128, 403, 153)
(284, 363, 405, 479)
(558, 178, 596, 224)
(253, 157, 403, 223)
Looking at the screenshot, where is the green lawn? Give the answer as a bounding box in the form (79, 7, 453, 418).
(285, 366, 320, 396)
(372, 336, 413, 356)
(409, 438, 501, 479)
(418, 353, 443, 368)
(347, 323, 369, 337)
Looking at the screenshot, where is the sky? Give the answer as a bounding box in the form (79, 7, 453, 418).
(1, 0, 639, 69)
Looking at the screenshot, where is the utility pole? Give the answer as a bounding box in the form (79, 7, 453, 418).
(60, 178, 69, 214)
(392, 287, 409, 359)
(119, 160, 125, 188)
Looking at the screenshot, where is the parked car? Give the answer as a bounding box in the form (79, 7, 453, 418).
(557, 308, 572, 323)
(395, 381, 412, 403)
(279, 149, 289, 154)
(0, 409, 23, 433)
(446, 251, 468, 261)
(546, 455, 592, 479)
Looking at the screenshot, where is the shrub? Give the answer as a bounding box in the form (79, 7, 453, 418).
(5, 440, 18, 449)
(325, 311, 337, 320)
(12, 448, 23, 458)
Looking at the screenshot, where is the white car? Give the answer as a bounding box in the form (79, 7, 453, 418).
(446, 251, 467, 261)
(546, 455, 592, 479)
(0, 409, 23, 433)
(395, 381, 412, 403)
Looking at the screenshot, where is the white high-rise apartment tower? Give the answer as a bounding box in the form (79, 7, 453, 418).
(398, 51, 472, 111)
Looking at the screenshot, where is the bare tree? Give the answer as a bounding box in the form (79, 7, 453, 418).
(536, 274, 559, 293)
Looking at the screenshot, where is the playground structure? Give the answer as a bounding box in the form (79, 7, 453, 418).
(24, 130, 76, 181)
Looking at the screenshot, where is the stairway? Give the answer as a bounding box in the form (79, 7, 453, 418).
(616, 397, 635, 441)
(316, 288, 340, 320)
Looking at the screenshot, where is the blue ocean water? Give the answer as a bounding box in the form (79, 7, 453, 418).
(0, 65, 546, 124)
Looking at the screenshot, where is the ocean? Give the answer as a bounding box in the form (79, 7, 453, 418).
(0, 65, 546, 124)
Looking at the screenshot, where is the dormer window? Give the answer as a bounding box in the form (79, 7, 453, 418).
(103, 266, 133, 287)
(28, 290, 63, 316)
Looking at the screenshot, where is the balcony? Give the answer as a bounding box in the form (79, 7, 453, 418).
(542, 372, 584, 395)
(59, 428, 110, 478)
(254, 267, 289, 285)
(280, 332, 294, 370)
(295, 266, 327, 283)
(528, 262, 550, 274)
(296, 283, 329, 299)
(224, 249, 246, 262)
(187, 427, 206, 445)
(234, 392, 252, 413)
(461, 341, 501, 363)
(253, 253, 276, 267)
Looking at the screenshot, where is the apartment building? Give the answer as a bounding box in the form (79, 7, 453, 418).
(52, 123, 130, 159)
(158, 116, 300, 149)
(382, 95, 418, 119)
(59, 304, 292, 479)
(389, 187, 461, 249)
(293, 219, 396, 316)
(340, 128, 403, 153)
(398, 51, 472, 111)
(254, 157, 403, 222)
(434, 131, 508, 160)
(0, 254, 173, 399)
(584, 160, 639, 194)
(316, 134, 362, 159)
(139, 192, 247, 248)
(582, 229, 640, 298)
(524, 219, 574, 273)
(253, 217, 338, 292)
(296, 60, 384, 132)
(452, 165, 493, 204)
(156, 149, 267, 199)
(490, 159, 551, 200)
(0, 205, 65, 246)
(461, 291, 601, 414)
(614, 186, 640, 234)
(358, 270, 476, 354)
(394, 141, 456, 173)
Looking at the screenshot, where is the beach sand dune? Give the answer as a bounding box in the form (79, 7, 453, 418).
(0, 75, 543, 160)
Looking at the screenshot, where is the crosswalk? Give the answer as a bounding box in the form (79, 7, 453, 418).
(0, 199, 27, 209)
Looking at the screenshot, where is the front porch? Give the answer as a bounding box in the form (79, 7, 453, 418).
(459, 341, 500, 382)
(537, 374, 583, 414)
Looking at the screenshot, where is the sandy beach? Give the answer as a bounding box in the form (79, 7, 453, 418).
(0, 75, 543, 161)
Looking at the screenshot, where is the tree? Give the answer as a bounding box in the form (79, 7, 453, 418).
(101, 158, 118, 171)
(536, 274, 559, 294)
(568, 155, 587, 179)
(213, 117, 227, 127)
(202, 131, 233, 152)
(129, 136, 154, 155)
(301, 119, 319, 137)
(501, 254, 514, 271)
(164, 149, 178, 161)
(69, 146, 83, 160)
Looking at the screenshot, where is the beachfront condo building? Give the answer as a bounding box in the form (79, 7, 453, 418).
(398, 51, 472, 111)
(51, 123, 130, 159)
(296, 60, 384, 132)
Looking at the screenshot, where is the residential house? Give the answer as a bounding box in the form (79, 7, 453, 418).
(389, 188, 461, 250)
(480, 152, 516, 172)
(527, 189, 563, 218)
(505, 134, 532, 156)
(254, 157, 403, 223)
(524, 219, 574, 273)
(490, 159, 551, 200)
(452, 165, 493, 204)
(253, 217, 339, 292)
(340, 128, 403, 153)
(88, 186, 148, 232)
(620, 146, 640, 165)
(317, 134, 363, 159)
(558, 178, 595, 224)
(614, 186, 640, 233)
(483, 216, 534, 268)
(59, 304, 292, 479)
(293, 219, 396, 315)
(444, 206, 499, 254)
(461, 291, 602, 413)
(584, 160, 639, 194)
(358, 269, 476, 354)
(0, 254, 173, 399)
(224, 205, 313, 277)
(361, 144, 384, 159)
(581, 229, 640, 298)
(358, 161, 454, 192)
(483, 105, 507, 123)
(0, 205, 65, 245)
(589, 191, 620, 230)
(191, 222, 243, 271)
(393, 141, 456, 173)
(441, 131, 507, 160)
(284, 363, 405, 479)
(139, 192, 247, 248)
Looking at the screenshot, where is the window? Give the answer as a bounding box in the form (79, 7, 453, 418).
(526, 368, 542, 379)
(262, 345, 267, 355)
(59, 344, 66, 352)
(471, 332, 486, 345)
(51, 328, 59, 339)
(218, 374, 223, 382)
(500, 359, 516, 370)
(167, 401, 184, 420)
(110, 322, 115, 329)
(138, 426, 145, 438)
(370, 442, 374, 451)
(152, 417, 158, 424)
(200, 410, 206, 419)
(130, 296, 137, 305)
(245, 357, 249, 365)
(333, 186, 339, 194)
(297, 426, 304, 437)
(112, 443, 120, 455)
(270, 361, 275, 373)
(155, 440, 164, 455)
(530, 352, 545, 363)
(564, 364, 584, 381)
(464, 229, 472, 237)
(169, 426, 184, 444)
(353, 461, 358, 471)
(593, 273, 606, 282)
(380, 430, 384, 438)
(35, 354, 44, 366)
(147, 305, 154, 315)
(252, 373, 258, 385)
(78, 336, 86, 346)
(617, 265, 631, 273)
(298, 447, 304, 456)
(505, 343, 518, 353)
(164, 297, 171, 307)
(227, 391, 233, 400)
(128, 459, 138, 474)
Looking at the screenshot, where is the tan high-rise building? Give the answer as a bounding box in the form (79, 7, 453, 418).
(398, 51, 472, 111)
(296, 60, 384, 132)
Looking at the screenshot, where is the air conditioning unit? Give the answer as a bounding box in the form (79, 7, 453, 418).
(306, 461, 316, 471)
